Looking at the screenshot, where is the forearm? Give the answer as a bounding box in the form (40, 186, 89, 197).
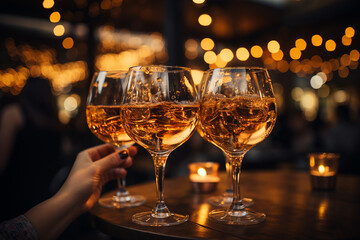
(24, 192, 83, 240)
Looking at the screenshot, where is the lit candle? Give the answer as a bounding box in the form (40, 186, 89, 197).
(190, 167, 220, 183)
(188, 162, 220, 193)
(308, 153, 340, 190)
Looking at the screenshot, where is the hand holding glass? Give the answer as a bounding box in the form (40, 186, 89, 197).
(86, 71, 145, 208)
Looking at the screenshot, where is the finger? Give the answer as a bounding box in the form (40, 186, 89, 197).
(127, 146, 138, 156)
(94, 150, 128, 172)
(86, 144, 115, 161)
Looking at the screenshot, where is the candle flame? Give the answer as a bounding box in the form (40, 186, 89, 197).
(318, 165, 325, 173)
(197, 167, 207, 177)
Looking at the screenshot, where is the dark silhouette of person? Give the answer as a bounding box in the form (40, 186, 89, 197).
(0, 77, 62, 221)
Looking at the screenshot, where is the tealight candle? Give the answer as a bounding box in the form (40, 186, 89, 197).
(188, 162, 220, 193)
(309, 153, 339, 191)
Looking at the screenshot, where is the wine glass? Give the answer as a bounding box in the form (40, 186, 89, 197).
(197, 72, 253, 208)
(200, 67, 277, 225)
(122, 65, 199, 226)
(86, 70, 146, 208)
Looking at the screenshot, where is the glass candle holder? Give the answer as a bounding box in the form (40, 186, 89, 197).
(309, 153, 340, 191)
(189, 162, 220, 193)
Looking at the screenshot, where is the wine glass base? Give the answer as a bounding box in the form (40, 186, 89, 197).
(208, 208, 265, 225)
(207, 196, 254, 208)
(132, 211, 189, 226)
(98, 195, 146, 209)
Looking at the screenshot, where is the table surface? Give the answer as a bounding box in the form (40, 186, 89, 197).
(90, 169, 360, 239)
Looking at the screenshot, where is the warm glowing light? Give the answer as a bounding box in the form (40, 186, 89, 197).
(198, 14, 212, 26)
(62, 37, 74, 49)
(345, 27, 355, 38)
(43, 0, 54, 9)
(236, 47, 249, 61)
(204, 51, 216, 64)
(325, 39, 336, 52)
(200, 38, 214, 51)
(267, 40, 280, 53)
(342, 35, 352, 46)
(310, 75, 323, 89)
(318, 165, 325, 174)
(310, 158, 315, 167)
(334, 90, 348, 103)
(277, 60, 289, 73)
(350, 49, 360, 61)
(295, 38, 307, 51)
(312, 34, 323, 47)
(64, 96, 78, 111)
(191, 69, 203, 86)
(53, 24, 65, 36)
(49, 11, 61, 23)
(219, 48, 234, 62)
(250, 45, 263, 58)
(290, 47, 301, 60)
(215, 55, 227, 67)
(291, 87, 304, 101)
(271, 49, 283, 61)
(317, 72, 327, 83)
(193, 0, 205, 4)
(197, 168, 207, 177)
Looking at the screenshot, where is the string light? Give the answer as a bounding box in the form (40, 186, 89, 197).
(312, 34, 323, 47)
(250, 45, 263, 58)
(267, 40, 280, 53)
(43, 0, 54, 9)
(219, 48, 234, 62)
(295, 38, 307, 51)
(345, 27, 355, 38)
(200, 38, 214, 51)
(198, 14, 212, 26)
(204, 51, 216, 64)
(53, 25, 65, 36)
(62, 37, 74, 49)
(49, 11, 61, 23)
(290, 47, 301, 60)
(325, 39, 336, 52)
(236, 47, 249, 61)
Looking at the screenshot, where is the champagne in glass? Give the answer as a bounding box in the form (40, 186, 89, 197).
(86, 70, 145, 208)
(122, 65, 199, 226)
(200, 67, 277, 225)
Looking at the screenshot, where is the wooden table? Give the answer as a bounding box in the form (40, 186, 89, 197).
(90, 170, 360, 239)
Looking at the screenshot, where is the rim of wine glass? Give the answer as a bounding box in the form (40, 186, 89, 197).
(205, 66, 268, 73)
(128, 65, 192, 73)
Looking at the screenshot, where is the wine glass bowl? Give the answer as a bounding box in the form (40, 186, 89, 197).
(86, 70, 146, 208)
(200, 67, 277, 225)
(122, 65, 199, 226)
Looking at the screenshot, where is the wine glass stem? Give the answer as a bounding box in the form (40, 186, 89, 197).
(152, 153, 171, 218)
(117, 177, 129, 195)
(224, 153, 233, 194)
(228, 154, 245, 211)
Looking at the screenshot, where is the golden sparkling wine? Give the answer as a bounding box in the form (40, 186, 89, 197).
(122, 102, 199, 153)
(200, 95, 276, 153)
(86, 105, 133, 147)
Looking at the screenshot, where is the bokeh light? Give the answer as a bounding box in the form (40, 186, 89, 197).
(43, 0, 54, 9)
(49, 11, 61, 23)
(204, 51, 216, 64)
(295, 38, 307, 51)
(198, 14, 212, 26)
(311, 34, 323, 47)
(267, 40, 280, 53)
(345, 27, 355, 38)
(62, 37, 74, 49)
(53, 24, 65, 36)
(325, 39, 336, 52)
(290, 47, 301, 60)
(250, 45, 263, 58)
(219, 48, 234, 62)
(236, 47, 249, 61)
(200, 38, 214, 51)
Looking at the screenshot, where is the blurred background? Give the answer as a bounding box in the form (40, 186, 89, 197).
(0, 0, 359, 236)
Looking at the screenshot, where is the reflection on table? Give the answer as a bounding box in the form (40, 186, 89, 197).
(90, 170, 360, 240)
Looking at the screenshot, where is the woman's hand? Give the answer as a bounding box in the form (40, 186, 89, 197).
(25, 144, 137, 240)
(57, 143, 137, 212)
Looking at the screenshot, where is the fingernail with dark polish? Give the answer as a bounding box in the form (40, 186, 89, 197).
(119, 151, 129, 159)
